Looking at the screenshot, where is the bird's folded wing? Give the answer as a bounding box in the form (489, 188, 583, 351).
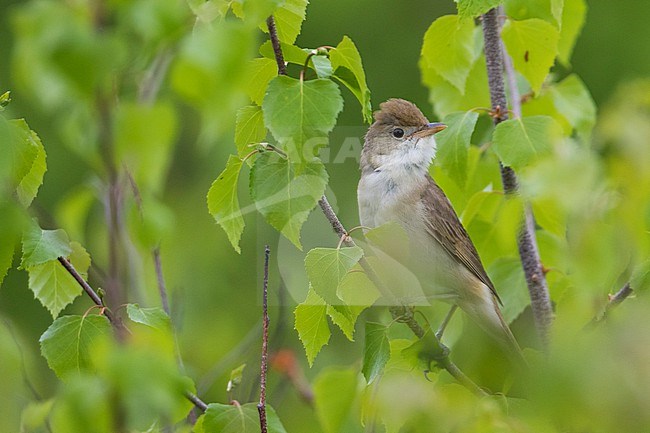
(421, 175, 502, 304)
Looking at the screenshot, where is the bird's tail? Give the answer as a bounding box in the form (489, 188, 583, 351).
(457, 290, 528, 368)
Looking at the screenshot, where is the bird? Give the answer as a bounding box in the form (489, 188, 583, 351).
(357, 98, 523, 359)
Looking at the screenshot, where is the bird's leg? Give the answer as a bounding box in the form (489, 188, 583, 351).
(435, 305, 458, 340)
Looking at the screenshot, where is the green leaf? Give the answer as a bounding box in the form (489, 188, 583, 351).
(421, 15, 476, 93)
(362, 322, 390, 384)
(20, 399, 54, 433)
(0, 204, 23, 287)
(259, 40, 309, 65)
(504, 0, 561, 27)
(126, 304, 171, 332)
(262, 76, 343, 160)
(250, 153, 327, 249)
(488, 257, 529, 324)
(22, 224, 71, 268)
(337, 264, 380, 307)
(207, 155, 245, 253)
(492, 115, 562, 170)
(244, 57, 278, 105)
(114, 101, 177, 194)
(557, 0, 586, 64)
(330, 36, 372, 123)
(311, 55, 333, 78)
(13, 120, 47, 207)
(550, 74, 596, 141)
(39, 314, 112, 378)
(501, 18, 560, 93)
(326, 304, 362, 341)
(364, 222, 411, 263)
(455, 0, 503, 19)
(313, 367, 358, 433)
(420, 51, 491, 118)
(227, 363, 246, 393)
(0, 117, 38, 192)
(235, 105, 266, 158)
(68, 241, 91, 280)
(435, 111, 479, 188)
(305, 246, 364, 304)
(195, 403, 287, 433)
(294, 288, 330, 366)
(28, 260, 83, 318)
(268, 0, 308, 44)
(230, 0, 281, 25)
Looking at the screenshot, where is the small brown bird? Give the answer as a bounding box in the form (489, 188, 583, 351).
(358, 99, 522, 358)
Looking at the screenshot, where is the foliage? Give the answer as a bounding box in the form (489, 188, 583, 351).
(1, 0, 650, 432)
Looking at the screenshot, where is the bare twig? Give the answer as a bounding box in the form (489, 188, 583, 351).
(481, 8, 553, 348)
(590, 283, 634, 326)
(258, 246, 271, 433)
(153, 247, 171, 316)
(185, 391, 208, 412)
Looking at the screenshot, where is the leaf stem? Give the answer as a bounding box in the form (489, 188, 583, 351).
(481, 7, 553, 349)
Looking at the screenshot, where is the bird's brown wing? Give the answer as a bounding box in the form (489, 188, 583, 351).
(421, 175, 502, 304)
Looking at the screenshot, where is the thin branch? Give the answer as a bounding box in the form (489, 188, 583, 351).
(266, 16, 287, 76)
(590, 283, 634, 325)
(481, 8, 553, 348)
(258, 246, 271, 433)
(185, 391, 208, 412)
(153, 247, 171, 316)
(57, 256, 209, 412)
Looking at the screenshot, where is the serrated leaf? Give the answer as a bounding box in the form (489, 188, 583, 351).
(330, 36, 372, 123)
(305, 246, 363, 303)
(114, 102, 177, 194)
(364, 222, 410, 263)
(195, 403, 287, 433)
(39, 315, 112, 378)
(502, 18, 559, 93)
(28, 260, 83, 318)
(126, 304, 171, 332)
(488, 257, 529, 323)
(550, 74, 596, 141)
(262, 76, 343, 160)
(270, 0, 308, 44)
(259, 40, 309, 65)
(557, 0, 586, 64)
(235, 105, 266, 158)
(68, 241, 91, 280)
(362, 322, 390, 384)
(435, 111, 479, 188)
(208, 155, 245, 253)
(313, 367, 358, 433)
(311, 55, 333, 78)
(0, 117, 38, 191)
(420, 50, 491, 118)
(14, 120, 47, 207)
(294, 288, 330, 366)
(504, 0, 561, 27)
(22, 224, 71, 268)
(0, 204, 22, 287)
(421, 15, 475, 93)
(244, 57, 278, 105)
(455, 0, 503, 18)
(250, 153, 327, 249)
(326, 304, 363, 341)
(492, 115, 562, 170)
(337, 265, 380, 307)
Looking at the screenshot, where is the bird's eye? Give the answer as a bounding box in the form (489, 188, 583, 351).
(392, 128, 405, 139)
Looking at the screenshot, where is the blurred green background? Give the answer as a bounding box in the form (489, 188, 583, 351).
(1, 0, 650, 431)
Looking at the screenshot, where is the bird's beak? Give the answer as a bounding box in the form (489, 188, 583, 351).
(413, 122, 447, 138)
